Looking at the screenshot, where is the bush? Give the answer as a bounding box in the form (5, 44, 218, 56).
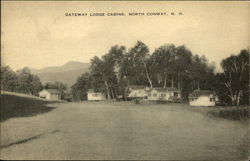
(134, 99, 140, 104)
(208, 106, 249, 120)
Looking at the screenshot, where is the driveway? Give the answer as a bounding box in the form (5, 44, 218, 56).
(1, 102, 249, 160)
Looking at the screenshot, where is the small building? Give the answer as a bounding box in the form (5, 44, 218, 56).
(189, 90, 218, 106)
(127, 85, 150, 100)
(39, 89, 61, 100)
(147, 87, 181, 102)
(87, 89, 106, 101)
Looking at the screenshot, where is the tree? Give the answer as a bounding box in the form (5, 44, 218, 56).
(221, 49, 249, 106)
(120, 41, 152, 87)
(151, 44, 176, 88)
(16, 67, 33, 94)
(15, 67, 43, 95)
(30, 75, 43, 95)
(190, 54, 214, 90)
(174, 45, 193, 91)
(71, 72, 90, 101)
(102, 45, 126, 99)
(90, 45, 126, 99)
(1, 66, 18, 92)
(90, 56, 112, 99)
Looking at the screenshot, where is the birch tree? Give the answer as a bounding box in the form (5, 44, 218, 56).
(221, 49, 249, 106)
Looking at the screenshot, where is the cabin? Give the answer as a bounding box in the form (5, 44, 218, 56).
(39, 89, 61, 100)
(87, 89, 106, 101)
(127, 85, 150, 100)
(189, 90, 218, 106)
(147, 87, 181, 102)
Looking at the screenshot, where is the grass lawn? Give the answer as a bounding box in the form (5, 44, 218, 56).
(1, 94, 249, 160)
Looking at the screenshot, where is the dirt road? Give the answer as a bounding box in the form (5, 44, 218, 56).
(1, 102, 249, 160)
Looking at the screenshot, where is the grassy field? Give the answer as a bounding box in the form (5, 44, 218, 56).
(1, 97, 249, 160)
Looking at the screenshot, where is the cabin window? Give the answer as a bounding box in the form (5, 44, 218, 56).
(174, 92, 178, 97)
(210, 98, 215, 102)
(190, 98, 197, 101)
(153, 93, 157, 97)
(92, 93, 98, 97)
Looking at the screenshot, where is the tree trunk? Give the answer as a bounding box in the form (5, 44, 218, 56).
(115, 89, 118, 99)
(124, 89, 127, 101)
(197, 81, 200, 90)
(146, 74, 153, 88)
(178, 82, 181, 90)
(236, 90, 242, 106)
(104, 80, 110, 99)
(124, 80, 129, 101)
(164, 75, 167, 88)
(111, 89, 115, 99)
(171, 76, 174, 88)
(143, 62, 153, 88)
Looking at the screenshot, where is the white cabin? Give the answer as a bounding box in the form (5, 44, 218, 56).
(39, 89, 61, 100)
(189, 90, 218, 106)
(87, 89, 105, 101)
(147, 87, 181, 102)
(128, 85, 149, 99)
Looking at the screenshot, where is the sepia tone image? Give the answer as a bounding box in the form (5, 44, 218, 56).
(1, 1, 249, 160)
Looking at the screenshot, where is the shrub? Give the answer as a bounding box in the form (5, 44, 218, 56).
(208, 106, 249, 120)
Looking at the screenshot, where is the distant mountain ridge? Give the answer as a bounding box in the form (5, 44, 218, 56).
(31, 61, 90, 87)
(31, 61, 89, 73)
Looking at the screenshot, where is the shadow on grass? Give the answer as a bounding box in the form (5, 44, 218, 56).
(0, 94, 58, 122)
(0, 129, 60, 149)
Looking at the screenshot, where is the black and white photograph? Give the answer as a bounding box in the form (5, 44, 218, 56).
(1, 1, 249, 160)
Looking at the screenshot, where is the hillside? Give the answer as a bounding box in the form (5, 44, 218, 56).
(31, 61, 90, 87)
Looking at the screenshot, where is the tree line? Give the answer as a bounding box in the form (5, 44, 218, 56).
(1, 67, 67, 98)
(1, 41, 248, 106)
(71, 41, 249, 106)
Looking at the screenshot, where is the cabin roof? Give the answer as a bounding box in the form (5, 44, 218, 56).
(87, 89, 94, 93)
(149, 87, 179, 92)
(129, 85, 147, 90)
(44, 89, 60, 94)
(87, 89, 102, 93)
(189, 90, 214, 98)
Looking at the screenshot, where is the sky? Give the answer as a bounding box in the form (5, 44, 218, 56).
(1, 1, 249, 72)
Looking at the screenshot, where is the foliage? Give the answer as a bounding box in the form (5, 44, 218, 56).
(220, 49, 249, 105)
(1, 66, 42, 95)
(207, 106, 249, 120)
(83, 41, 227, 101)
(84, 41, 249, 104)
(3, 41, 248, 105)
(1, 66, 18, 92)
(90, 45, 126, 99)
(71, 72, 90, 101)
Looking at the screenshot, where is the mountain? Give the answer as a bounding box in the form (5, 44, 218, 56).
(31, 61, 89, 73)
(31, 61, 90, 87)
